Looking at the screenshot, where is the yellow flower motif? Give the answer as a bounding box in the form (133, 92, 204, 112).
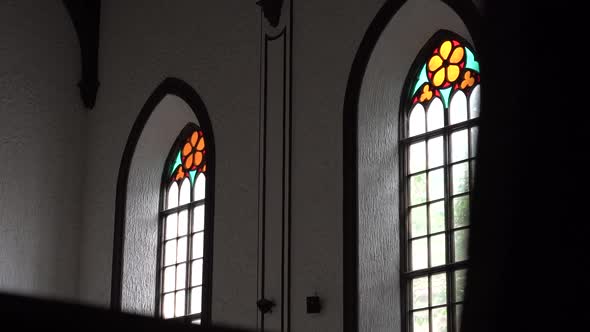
(428, 41, 465, 87)
(460, 71, 475, 89)
(420, 84, 433, 102)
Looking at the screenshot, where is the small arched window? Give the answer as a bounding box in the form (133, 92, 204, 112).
(158, 124, 210, 324)
(401, 32, 480, 332)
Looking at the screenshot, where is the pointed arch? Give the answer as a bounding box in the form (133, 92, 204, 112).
(342, 1, 481, 332)
(112, 78, 214, 326)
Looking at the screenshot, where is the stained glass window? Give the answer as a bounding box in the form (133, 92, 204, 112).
(158, 125, 209, 324)
(401, 33, 480, 332)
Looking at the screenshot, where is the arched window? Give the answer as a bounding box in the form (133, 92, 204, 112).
(401, 33, 480, 332)
(157, 124, 210, 324)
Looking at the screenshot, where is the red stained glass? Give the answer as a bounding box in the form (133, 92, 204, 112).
(452, 40, 460, 46)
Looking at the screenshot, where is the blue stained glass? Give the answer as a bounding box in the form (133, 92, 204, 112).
(170, 152, 182, 176)
(189, 170, 197, 185)
(440, 87, 452, 109)
(412, 65, 429, 96)
(465, 47, 480, 73)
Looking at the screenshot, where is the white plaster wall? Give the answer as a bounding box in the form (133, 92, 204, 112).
(120, 95, 197, 315)
(78, 0, 260, 328)
(0, 1, 85, 301)
(358, 1, 471, 331)
(290, 0, 385, 331)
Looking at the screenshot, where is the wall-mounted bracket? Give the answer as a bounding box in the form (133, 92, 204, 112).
(63, 0, 101, 109)
(256, 0, 284, 27)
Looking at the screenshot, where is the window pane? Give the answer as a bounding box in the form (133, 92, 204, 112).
(430, 234, 446, 267)
(163, 266, 175, 293)
(192, 319, 201, 325)
(162, 293, 174, 319)
(411, 238, 428, 271)
(409, 141, 427, 173)
(427, 136, 444, 168)
(192, 232, 204, 259)
(165, 214, 177, 240)
(410, 174, 427, 205)
(456, 304, 463, 332)
(192, 259, 203, 286)
(469, 85, 481, 119)
(453, 195, 470, 228)
(452, 162, 469, 195)
(454, 229, 469, 262)
(165, 240, 176, 266)
(175, 290, 186, 317)
(410, 206, 427, 238)
(177, 237, 187, 263)
(191, 287, 202, 314)
(427, 98, 444, 131)
(178, 210, 188, 236)
(451, 129, 469, 162)
(194, 173, 206, 201)
(455, 269, 467, 302)
(193, 205, 205, 232)
(431, 273, 447, 306)
(412, 277, 429, 309)
(409, 104, 426, 137)
(413, 310, 429, 332)
(179, 178, 191, 205)
(470, 126, 478, 157)
(428, 169, 445, 201)
(432, 307, 448, 332)
(429, 201, 445, 234)
(450, 91, 468, 124)
(176, 263, 186, 290)
(167, 182, 179, 209)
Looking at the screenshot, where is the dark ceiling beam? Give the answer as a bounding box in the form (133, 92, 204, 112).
(63, 0, 101, 109)
(256, 0, 284, 27)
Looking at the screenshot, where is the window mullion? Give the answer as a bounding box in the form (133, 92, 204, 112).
(186, 183, 194, 317)
(443, 92, 455, 332)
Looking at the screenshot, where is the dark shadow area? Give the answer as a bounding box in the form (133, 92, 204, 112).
(0, 293, 250, 331)
(463, 1, 583, 331)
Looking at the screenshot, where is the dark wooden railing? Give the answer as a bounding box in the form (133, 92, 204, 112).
(0, 293, 251, 331)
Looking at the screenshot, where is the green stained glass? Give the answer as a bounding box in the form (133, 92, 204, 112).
(440, 87, 452, 109)
(189, 170, 197, 185)
(465, 47, 480, 73)
(170, 151, 182, 176)
(412, 65, 429, 96)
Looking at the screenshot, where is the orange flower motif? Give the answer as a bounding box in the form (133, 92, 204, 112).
(420, 84, 433, 102)
(175, 166, 186, 181)
(181, 130, 206, 172)
(460, 71, 475, 89)
(428, 40, 465, 87)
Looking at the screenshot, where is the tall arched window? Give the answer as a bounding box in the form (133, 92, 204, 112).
(401, 32, 480, 332)
(158, 124, 211, 324)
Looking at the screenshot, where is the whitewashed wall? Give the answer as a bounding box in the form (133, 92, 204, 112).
(0, 0, 85, 301)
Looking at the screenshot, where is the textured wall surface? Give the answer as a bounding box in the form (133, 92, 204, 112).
(121, 96, 196, 316)
(0, 1, 85, 301)
(78, 1, 260, 328)
(289, 0, 384, 331)
(357, 1, 471, 331)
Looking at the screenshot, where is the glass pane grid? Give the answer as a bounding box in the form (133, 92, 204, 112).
(405, 41, 479, 332)
(405, 118, 477, 332)
(160, 179, 199, 320)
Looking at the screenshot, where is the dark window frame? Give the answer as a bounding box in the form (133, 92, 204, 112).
(399, 30, 479, 332)
(155, 123, 212, 325)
